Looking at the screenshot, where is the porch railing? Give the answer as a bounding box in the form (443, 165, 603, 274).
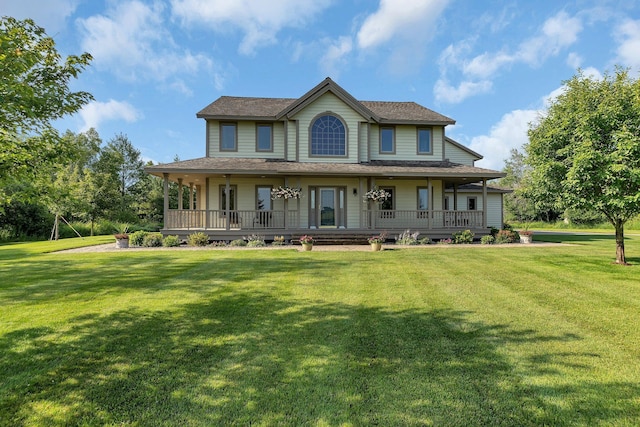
(165, 209, 483, 231)
(360, 210, 484, 229)
(165, 209, 300, 230)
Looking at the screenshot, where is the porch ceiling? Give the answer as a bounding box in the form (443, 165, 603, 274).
(146, 157, 505, 183)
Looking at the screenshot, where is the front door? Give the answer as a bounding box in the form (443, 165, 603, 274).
(310, 187, 345, 228)
(320, 188, 336, 226)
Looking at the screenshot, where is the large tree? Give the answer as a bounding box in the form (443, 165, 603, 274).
(0, 16, 93, 204)
(526, 68, 640, 264)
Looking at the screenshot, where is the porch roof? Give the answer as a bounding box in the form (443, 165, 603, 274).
(146, 157, 505, 180)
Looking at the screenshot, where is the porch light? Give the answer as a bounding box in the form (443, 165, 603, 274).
(352, 188, 358, 196)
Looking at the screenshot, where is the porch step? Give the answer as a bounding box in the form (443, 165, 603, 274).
(292, 233, 371, 245)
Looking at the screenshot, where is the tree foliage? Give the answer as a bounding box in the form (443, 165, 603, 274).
(0, 16, 93, 203)
(526, 68, 640, 264)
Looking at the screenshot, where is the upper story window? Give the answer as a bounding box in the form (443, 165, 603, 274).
(311, 114, 346, 156)
(256, 124, 273, 152)
(417, 128, 432, 154)
(380, 127, 395, 153)
(220, 123, 237, 151)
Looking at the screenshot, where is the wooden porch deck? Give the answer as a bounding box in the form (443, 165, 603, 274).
(162, 209, 490, 243)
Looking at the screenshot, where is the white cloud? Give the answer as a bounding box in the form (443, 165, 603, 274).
(0, 0, 80, 33)
(434, 79, 492, 104)
(170, 0, 333, 55)
(516, 11, 582, 66)
(436, 11, 583, 104)
(469, 109, 538, 171)
(79, 100, 142, 132)
(356, 0, 450, 50)
(319, 36, 354, 77)
(78, 1, 212, 84)
(566, 52, 583, 69)
(614, 19, 640, 72)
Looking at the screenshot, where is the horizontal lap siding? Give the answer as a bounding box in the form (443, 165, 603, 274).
(375, 179, 443, 210)
(370, 125, 444, 161)
(207, 121, 285, 158)
(293, 92, 365, 163)
(445, 140, 475, 165)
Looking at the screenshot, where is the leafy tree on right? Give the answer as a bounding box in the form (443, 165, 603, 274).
(526, 68, 640, 264)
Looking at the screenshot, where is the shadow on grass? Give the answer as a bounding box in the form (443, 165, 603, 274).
(2, 290, 639, 426)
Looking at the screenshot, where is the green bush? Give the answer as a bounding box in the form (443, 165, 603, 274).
(230, 239, 247, 247)
(396, 229, 420, 245)
(495, 229, 519, 244)
(163, 235, 181, 247)
(418, 237, 432, 245)
(143, 232, 163, 247)
(187, 232, 209, 247)
(247, 240, 266, 247)
(481, 235, 495, 245)
(129, 231, 149, 247)
(453, 229, 474, 244)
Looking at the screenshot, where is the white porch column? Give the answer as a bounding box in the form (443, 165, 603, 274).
(427, 177, 432, 229)
(189, 182, 194, 210)
(163, 173, 169, 222)
(177, 178, 183, 210)
(225, 175, 231, 231)
(482, 178, 488, 228)
(205, 178, 210, 229)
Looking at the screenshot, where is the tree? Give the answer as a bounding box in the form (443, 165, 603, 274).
(94, 134, 145, 222)
(526, 68, 640, 264)
(0, 17, 93, 204)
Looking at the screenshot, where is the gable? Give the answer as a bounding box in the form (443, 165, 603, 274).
(444, 137, 482, 166)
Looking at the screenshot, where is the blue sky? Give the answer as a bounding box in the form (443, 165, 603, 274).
(3, 0, 640, 170)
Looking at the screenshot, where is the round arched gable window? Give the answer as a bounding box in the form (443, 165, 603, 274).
(310, 114, 346, 156)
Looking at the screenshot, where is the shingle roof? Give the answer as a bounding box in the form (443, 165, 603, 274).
(196, 78, 455, 125)
(146, 157, 504, 179)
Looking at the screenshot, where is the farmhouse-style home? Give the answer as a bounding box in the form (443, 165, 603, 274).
(146, 78, 507, 241)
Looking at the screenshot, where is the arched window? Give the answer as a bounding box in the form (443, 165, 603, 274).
(310, 114, 346, 156)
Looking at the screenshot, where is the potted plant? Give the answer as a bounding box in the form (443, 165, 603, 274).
(368, 234, 386, 251)
(519, 230, 534, 244)
(299, 235, 314, 251)
(114, 223, 130, 248)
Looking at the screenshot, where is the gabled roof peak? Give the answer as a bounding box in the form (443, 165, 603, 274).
(275, 77, 379, 121)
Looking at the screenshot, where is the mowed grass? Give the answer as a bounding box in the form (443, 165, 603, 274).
(1, 236, 640, 426)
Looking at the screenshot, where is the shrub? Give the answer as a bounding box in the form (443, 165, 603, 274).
(271, 236, 286, 246)
(453, 229, 474, 244)
(163, 235, 181, 247)
(129, 230, 149, 247)
(418, 237, 432, 245)
(187, 232, 209, 246)
(495, 229, 519, 244)
(481, 235, 495, 245)
(244, 234, 265, 246)
(438, 238, 453, 244)
(142, 232, 163, 247)
(210, 241, 228, 247)
(396, 229, 420, 245)
(230, 239, 247, 247)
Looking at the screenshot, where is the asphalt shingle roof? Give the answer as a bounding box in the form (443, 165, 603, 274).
(147, 157, 504, 179)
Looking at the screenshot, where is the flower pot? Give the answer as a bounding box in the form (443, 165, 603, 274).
(370, 242, 382, 251)
(302, 243, 313, 251)
(520, 234, 533, 244)
(115, 238, 129, 249)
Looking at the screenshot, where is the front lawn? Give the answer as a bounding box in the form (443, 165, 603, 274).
(1, 237, 639, 426)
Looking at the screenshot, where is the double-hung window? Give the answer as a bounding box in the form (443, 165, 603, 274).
(380, 127, 395, 153)
(220, 123, 237, 151)
(417, 128, 432, 154)
(256, 124, 272, 152)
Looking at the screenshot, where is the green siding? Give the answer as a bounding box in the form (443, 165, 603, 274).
(291, 92, 365, 163)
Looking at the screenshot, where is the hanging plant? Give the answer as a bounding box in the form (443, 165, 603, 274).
(270, 186, 302, 200)
(364, 187, 390, 202)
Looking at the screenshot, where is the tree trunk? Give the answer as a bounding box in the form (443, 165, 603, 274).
(614, 220, 626, 265)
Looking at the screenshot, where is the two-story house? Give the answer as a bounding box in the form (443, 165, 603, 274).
(146, 78, 507, 241)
